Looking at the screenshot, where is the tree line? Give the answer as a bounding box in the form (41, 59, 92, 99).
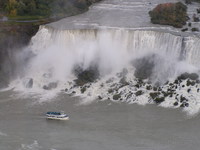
(0, 0, 100, 17)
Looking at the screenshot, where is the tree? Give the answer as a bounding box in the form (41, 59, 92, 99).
(26, 0, 36, 15)
(6, 0, 18, 16)
(149, 2, 188, 28)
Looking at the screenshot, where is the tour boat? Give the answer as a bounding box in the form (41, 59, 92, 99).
(46, 111, 69, 120)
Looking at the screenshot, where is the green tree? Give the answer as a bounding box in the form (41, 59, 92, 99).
(6, 0, 18, 16)
(26, 0, 36, 15)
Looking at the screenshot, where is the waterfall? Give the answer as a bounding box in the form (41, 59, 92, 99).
(9, 26, 198, 90)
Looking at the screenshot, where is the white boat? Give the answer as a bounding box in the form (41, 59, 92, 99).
(46, 111, 69, 120)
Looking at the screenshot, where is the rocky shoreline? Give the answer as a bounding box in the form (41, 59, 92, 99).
(61, 66, 200, 115)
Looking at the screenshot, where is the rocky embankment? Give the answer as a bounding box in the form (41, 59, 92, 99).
(62, 66, 200, 115)
(0, 23, 39, 87)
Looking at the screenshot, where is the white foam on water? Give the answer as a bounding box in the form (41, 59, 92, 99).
(0, 131, 7, 137)
(19, 140, 42, 150)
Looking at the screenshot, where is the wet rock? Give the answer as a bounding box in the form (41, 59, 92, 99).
(158, 87, 162, 91)
(74, 65, 99, 86)
(43, 85, 48, 90)
(193, 14, 199, 22)
(153, 86, 158, 91)
(169, 93, 173, 97)
(185, 0, 192, 4)
(43, 82, 57, 90)
(185, 103, 189, 107)
(149, 92, 160, 99)
(135, 84, 140, 88)
(186, 79, 196, 86)
(174, 101, 179, 106)
(119, 77, 129, 86)
(81, 86, 87, 93)
(135, 90, 143, 96)
(126, 93, 133, 100)
(181, 28, 188, 32)
(191, 27, 199, 32)
(24, 78, 33, 88)
(180, 103, 185, 107)
(197, 8, 200, 14)
(180, 102, 189, 107)
(180, 95, 187, 102)
(162, 91, 173, 97)
(174, 79, 179, 84)
(146, 85, 152, 90)
(177, 72, 199, 81)
(98, 95, 102, 100)
(108, 89, 114, 93)
(165, 81, 169, 85)
(133, 54, 155, 80)
(113, 94, 121, 100)
(154, 97, 165, 104)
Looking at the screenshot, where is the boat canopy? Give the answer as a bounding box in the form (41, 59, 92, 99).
(46, 112, 63, 115)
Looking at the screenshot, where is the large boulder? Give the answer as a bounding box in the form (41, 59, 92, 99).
(23, 78, 33, 88)
(133, 55, 155, 80)
(177, 72, 199, 81)
(74, 65, 99, 86)
(43, 82, 57, 90)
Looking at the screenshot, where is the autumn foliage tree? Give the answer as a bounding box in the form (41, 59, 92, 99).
(6, 0, 18, 16)
(2, 0, 100, 17)
(149, 2, 188, 28)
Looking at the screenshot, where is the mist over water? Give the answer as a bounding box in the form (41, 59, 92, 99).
(6, 26, 199, 108)
(13, 26, 199, 87)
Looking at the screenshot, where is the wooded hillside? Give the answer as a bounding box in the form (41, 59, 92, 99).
(0, 0, 100, 17)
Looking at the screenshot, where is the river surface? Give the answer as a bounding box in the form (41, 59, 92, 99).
(0, 91, 200, 150)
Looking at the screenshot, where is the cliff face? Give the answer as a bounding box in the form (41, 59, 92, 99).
(149, 2, 188, 28)
(0, 23, 39, 87)
(0, 0, 101, 88)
